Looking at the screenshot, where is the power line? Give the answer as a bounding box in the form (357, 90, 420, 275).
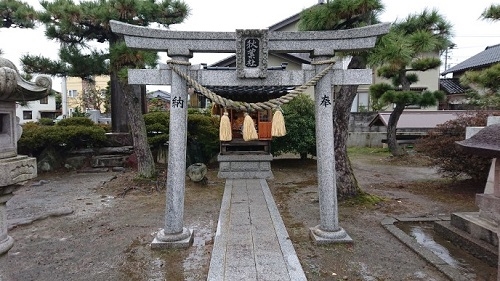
(454, 35, 500, 38)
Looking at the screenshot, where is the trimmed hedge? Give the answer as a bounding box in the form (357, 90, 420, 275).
(18, 121, 107, 157)
(56, 117, 95, 127)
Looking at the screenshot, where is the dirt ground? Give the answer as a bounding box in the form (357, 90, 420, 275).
(0, 150, 493, 281)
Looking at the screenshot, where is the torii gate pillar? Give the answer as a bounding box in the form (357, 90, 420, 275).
(309, 55, 352, 244)
(151, 55, 194, 249)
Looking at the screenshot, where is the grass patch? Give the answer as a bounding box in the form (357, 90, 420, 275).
(341, 192, 385, 206)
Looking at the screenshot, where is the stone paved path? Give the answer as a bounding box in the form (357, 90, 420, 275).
(207, 179, 307, 281)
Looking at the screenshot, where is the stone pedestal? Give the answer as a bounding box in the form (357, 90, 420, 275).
(0, 156, 37, 255)
(217, 154, 273, 179)
(0, 155, 37, 186)
(0, 191, 15, 255)
(151, 228, 194, 249)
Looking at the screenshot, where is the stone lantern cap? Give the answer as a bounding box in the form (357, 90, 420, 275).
(456, 123, 500, 158)
(0, 57, 52, 102)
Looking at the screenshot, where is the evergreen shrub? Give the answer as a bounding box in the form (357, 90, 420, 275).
(38, 118, 55, 126)
(271, 94, 316, 159)
(18, 122, 107, 157)
(143, 110, 219, 164)
(56, 116, 95, 127)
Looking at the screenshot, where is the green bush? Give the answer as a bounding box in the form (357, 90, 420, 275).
(271, 94, 316, 159)
(187, 113, 219, 163)
(38, 118, 55, 126)
(415, 112, 495, 181)
(143, 110, 219, 164)
(56, 116, 95, 127)
(18, 122, 107, 157)
(144, 111, 170, 148)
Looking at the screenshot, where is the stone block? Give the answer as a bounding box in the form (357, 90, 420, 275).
(64, 156, 87, 170)
(92, 155, 126, 168)
(476, 194, 500, 224)
(231, 162, 259, 171)
(0, 155, 37, 187)
(451, 212, 498, 247)
(259, 162, 271, 170)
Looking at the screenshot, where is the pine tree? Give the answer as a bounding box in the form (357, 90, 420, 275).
(368, 9, 452, 156)
(482, 4, 500, 20)
(298, 0, 383, 199)
(21, 45, 110, 110)
(27, 0, 189, 178)
(0, 0, 36, 28)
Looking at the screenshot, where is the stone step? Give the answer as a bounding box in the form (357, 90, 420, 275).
(217, 154, 273, 179)
(433, 212, 498, 267)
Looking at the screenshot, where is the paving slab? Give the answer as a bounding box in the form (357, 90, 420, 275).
(207, 179, 307, 281)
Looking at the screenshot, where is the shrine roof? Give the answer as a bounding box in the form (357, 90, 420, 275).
(456, 123, 500, 158)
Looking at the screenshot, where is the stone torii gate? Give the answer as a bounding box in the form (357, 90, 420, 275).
(110, 20, 390, 247)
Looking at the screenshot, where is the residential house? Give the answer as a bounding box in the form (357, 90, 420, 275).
(16, 94, 59, 124)
(440, 43, 500, 109)
(65, 75, 110, 115)
(147, 89, 171, 111)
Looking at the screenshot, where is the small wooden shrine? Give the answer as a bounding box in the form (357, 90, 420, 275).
(200, 85, 294, 155)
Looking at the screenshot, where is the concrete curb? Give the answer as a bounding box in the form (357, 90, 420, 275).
(381, 216, 469, 281)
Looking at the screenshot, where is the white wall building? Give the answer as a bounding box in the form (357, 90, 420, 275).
(16, 94, 59, 124)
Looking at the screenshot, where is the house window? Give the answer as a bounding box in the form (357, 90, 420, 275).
(23, 111, 33, 120)
(68, 90, 78, 98)
(40, 96, 48, 104)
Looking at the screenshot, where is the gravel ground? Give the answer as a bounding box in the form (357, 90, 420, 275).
(0, 152, 493, 281)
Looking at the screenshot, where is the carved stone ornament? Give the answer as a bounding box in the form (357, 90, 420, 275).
(0, 57, 52, 102)
(236, 29, 269, 79)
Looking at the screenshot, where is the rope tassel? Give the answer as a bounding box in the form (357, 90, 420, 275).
(243, 113, 258, 141)
(219, 111, 232, 141)
(271, 109, 286, 137)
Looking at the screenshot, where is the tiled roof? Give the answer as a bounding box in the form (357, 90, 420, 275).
(439, 78, 468, 95)
(441, 44, 500, 75)
(147, 90, 171, 101)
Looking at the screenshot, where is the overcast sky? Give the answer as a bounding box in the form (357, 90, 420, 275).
(1, 0, 499, 92)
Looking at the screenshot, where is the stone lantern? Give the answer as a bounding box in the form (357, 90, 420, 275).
(0, 57, 52, 255)
(455, 121, 500, 277)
